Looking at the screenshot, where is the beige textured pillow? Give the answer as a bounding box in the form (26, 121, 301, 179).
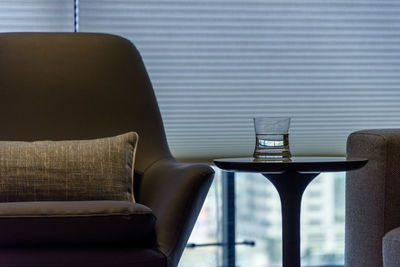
(0, 132, 138, 202)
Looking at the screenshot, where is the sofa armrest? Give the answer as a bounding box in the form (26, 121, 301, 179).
(139, 158, 214, 267)
(346, 129, 400, 267)
(383, 227, 400, 267)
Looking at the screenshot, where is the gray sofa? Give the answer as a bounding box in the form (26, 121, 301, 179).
(346, 129, 400, 267)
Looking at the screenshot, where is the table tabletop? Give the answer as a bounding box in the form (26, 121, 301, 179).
(214, 156, 368, 173)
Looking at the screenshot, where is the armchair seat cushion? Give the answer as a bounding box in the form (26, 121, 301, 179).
(0, 201, 156, 247)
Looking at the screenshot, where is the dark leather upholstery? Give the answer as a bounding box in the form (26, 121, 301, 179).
(0, 201, 156, 247)
(0, 32, 215, 267)
(0, 247, 167, 267)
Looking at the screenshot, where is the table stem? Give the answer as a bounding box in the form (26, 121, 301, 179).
(263, 171, 319, 267)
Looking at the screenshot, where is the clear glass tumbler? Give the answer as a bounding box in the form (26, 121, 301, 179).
(253, 117, 291, 159)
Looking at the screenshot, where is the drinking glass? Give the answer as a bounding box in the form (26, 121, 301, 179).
(253, 117, 291, 159)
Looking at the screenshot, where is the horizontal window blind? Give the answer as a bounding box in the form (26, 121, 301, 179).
(0, 0, 73, 32)
(35, 1, 400, 160)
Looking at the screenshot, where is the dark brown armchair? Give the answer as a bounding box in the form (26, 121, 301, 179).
(0, 32, 214, 267)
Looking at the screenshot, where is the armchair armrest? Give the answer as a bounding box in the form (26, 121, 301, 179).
(139, 158, 214, 267)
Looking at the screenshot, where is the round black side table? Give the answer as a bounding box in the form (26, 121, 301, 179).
(214, 157, 367, 267)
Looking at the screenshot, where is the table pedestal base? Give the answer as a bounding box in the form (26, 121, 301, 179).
(262, 171, 319, 267)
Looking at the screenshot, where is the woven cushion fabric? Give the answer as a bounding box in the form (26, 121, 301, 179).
(0, 201, 156, 247)
(0, 132, 138, 202)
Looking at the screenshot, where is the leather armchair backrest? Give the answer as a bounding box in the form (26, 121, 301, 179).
(0, 32, 172, 173)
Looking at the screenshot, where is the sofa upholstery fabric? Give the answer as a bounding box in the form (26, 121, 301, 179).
(346, 129, 400, 267)
(383, 227, 400, 267)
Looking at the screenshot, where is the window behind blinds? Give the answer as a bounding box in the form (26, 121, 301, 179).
(5, 0, 400, 161)
(0, 0, 74, 32)
(79, 0, 400, 160)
